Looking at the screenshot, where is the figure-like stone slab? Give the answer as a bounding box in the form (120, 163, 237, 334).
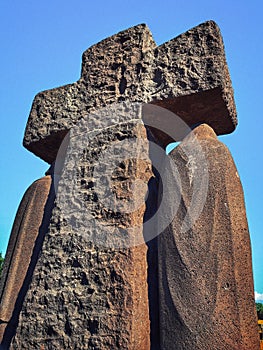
(158, 124, 259, 350)
(0, 175, 52, 348)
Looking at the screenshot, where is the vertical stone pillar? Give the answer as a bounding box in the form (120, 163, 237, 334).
(12, 105, 153, 349)
(158, 124, 259, 350)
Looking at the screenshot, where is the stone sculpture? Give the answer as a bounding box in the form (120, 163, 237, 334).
(23, 20, 236, 163)
(158, 124, 259, 350)
(0, 175, 53, 348)
(0, 20, 259, 349)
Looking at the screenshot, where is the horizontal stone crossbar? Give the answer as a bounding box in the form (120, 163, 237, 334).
(23, 21, 237, 163)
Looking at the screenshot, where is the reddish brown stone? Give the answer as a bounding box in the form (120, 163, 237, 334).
(4, 22, 241, 350)
(11, 120, 152, 349)
(0, 176, 52, 347)
(158, 124, 259, 350)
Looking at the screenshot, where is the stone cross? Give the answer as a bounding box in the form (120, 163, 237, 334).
(23, 20, 236, 163)
(0, 21, 259, 349)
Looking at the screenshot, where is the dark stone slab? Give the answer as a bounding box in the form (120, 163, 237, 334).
(158, 124, 259, 350)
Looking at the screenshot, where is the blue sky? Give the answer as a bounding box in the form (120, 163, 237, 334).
(0, 0, 262, 298)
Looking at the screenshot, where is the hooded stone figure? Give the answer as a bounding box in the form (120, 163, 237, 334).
(158, 124, 259, 350)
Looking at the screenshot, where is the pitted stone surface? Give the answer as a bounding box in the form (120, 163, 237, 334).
(158, 124, 259, 350)
(149, 20, 237, 145)
(5, 22, 246, 350)
(23, 24, 156, 163)
(23, 21, 237, 163)
(12, 106, 153, 349)
(0, 176, 52, 347)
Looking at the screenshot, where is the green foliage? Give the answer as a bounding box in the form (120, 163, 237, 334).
(0, 252, 4, 277)
(256, 302, 263, 320)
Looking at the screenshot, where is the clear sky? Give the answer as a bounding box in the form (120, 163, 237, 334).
(0, 0, 262, 299)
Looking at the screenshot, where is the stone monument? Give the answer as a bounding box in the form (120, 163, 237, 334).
(0, 21, 259, 349)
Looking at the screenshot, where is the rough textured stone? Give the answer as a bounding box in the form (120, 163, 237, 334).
(23, 21, 236, 163)
(148, 20, 237, 146)
(23, 24, 156, 164)
(3, 22, 243, 350)
(158, 124, 259, 350)
(11, 106, 153, 349)
(0, 175, 53, 349)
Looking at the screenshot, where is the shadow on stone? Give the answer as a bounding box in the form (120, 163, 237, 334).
(143, 173, 160, 350)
